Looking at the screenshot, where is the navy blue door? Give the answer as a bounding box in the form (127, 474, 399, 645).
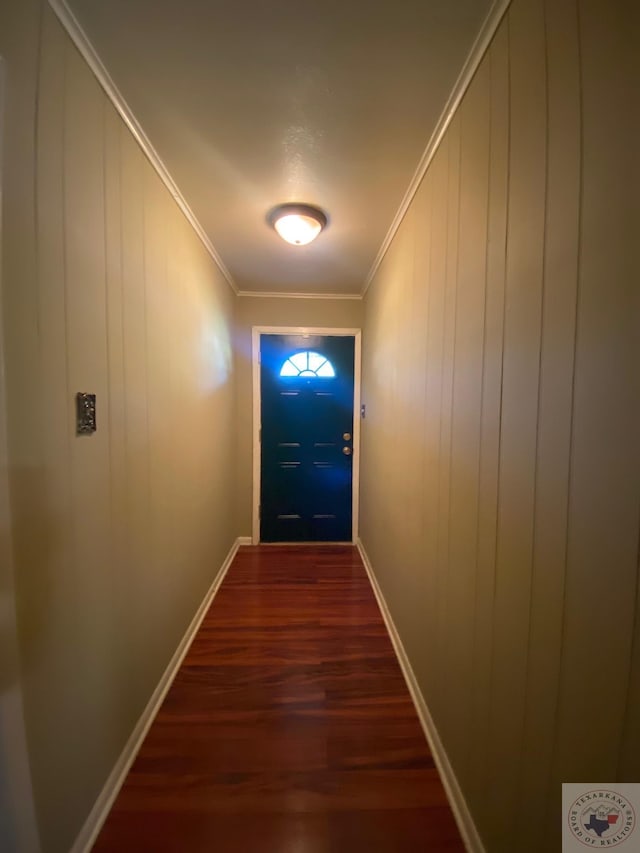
(260, 334, 355, 542)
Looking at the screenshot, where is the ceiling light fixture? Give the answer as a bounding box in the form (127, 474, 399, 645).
(268, 203, 327, 246)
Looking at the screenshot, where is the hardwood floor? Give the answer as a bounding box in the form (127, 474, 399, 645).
(93, 545, 464, 851)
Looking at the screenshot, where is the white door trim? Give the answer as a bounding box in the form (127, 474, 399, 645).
(251, 326, 362, 545)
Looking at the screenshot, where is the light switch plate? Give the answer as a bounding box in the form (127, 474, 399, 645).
(76, 393, 96, 435)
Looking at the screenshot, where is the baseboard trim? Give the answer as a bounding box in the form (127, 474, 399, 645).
(70, 537, 242, 853)
(356, 539, 486, 853)
(237, 536, 252, 546)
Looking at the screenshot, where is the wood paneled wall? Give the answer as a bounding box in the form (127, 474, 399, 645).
(360, 0, 638, 850)
(0, 5, 236, 851)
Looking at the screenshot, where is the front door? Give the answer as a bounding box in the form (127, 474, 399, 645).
(260, 334, 355, 542)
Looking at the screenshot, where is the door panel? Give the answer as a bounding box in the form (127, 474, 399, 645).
(260, 334, 355, 542)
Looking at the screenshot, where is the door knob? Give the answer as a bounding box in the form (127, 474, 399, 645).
(342, 446, 352, 456)
(342, 432, 352, 441)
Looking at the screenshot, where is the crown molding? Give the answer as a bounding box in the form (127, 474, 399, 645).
(237, 290, 362, 301)
(362, 0, 512, 296)
(47, 0, 238, 295)
(49, 0, 511, 303)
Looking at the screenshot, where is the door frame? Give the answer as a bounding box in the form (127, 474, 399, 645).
(251, 326, 362, 545)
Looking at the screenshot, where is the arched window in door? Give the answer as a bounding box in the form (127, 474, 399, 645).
(279, 351, 336, 378)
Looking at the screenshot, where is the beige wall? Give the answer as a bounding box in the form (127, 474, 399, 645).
(0, 50, 41, 853)
(360, 0, 638, 851)
(234, 295, 363, 535)
(0, 4, 237, 851)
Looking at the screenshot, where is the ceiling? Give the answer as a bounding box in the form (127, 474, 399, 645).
(64, 0, 494, 296)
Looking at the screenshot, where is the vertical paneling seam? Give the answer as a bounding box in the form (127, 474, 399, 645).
(615, 5, 640, 774)
(444, 126, 462, 689)
(617, 510, 640, 777)
(420, 184, 432, 531)
(430, 145, 449, 719)
(470, 45, 494, 767)
(102, 98, 115, 578)
(141, 168, 151, 534)
(436, 152, 452, 516)
(33, 2, 45, 349)
(118, 125, 128, 567)
(61, 39, 75, 574)
(486, 6, 512, 814)
(515, 0, 551, 826)
(544, 0, 584, 833)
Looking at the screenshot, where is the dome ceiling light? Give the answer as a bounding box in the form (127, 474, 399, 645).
(268, 203, 328, 247)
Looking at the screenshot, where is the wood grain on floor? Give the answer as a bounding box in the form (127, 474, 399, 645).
(93, 545, 464, 852)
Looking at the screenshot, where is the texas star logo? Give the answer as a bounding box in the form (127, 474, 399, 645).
(568, 790, 636, 847)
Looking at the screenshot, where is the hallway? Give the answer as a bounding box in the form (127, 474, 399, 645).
(1, 0, 636, 849)
(93, 546, 464, 851)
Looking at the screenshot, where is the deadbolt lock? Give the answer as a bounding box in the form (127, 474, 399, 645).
(342, 446, 352, 456)
(342, 432, 351, 441)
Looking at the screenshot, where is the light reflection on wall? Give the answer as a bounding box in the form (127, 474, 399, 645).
(199, 304, 232, 392)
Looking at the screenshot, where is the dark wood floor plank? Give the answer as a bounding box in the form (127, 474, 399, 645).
(93, 545, 464, 851)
